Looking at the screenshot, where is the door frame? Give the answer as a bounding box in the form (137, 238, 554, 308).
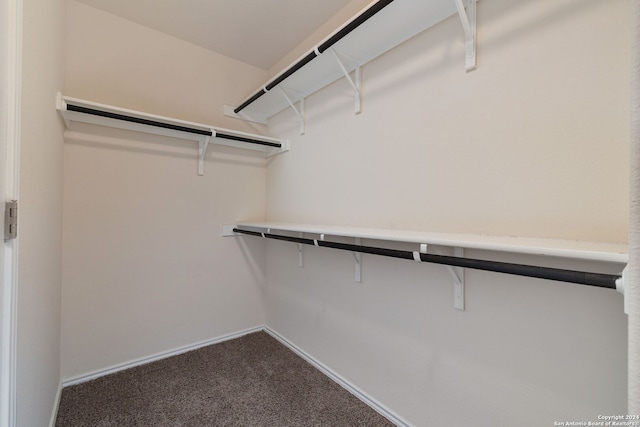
(0, 0, 21, 425)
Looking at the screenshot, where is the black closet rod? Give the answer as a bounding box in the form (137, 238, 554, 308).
(234, 0, 395, 114)
(67, 104, 213, 136)
(232, 228, 621, 290)
(215, 132, 282, 148)
(66, 104, 281, 148)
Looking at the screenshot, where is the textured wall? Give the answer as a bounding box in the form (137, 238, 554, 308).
(62, 1, 270, 380)
(264, 0, 630, 425)
(17, 0, 65, 425)
(267, 0, 629, 241)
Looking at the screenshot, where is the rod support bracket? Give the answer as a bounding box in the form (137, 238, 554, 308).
(198, 134, 212, 176)
(221, 224, 239, 236)
(277, 86, 305, 135)
(298, 232, 304, 268)
(223, 105, 268, 125)
(353, 237, 362, 282)
(427, 245, 465, 311)
(616, 266, 629, 315)
(455, 0, 477, 72)
(328, 47, 362, 114)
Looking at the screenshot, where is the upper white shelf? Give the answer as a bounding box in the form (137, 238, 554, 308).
(229, 0, 476, 124)
(234, 222, 628, 264)
(57, 93, 288, 175)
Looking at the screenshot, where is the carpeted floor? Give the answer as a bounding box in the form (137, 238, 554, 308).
(55, 331, 395, 426)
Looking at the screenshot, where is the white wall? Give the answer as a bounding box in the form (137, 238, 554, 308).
(264, 0, 630, 425)
(60, 0, 632, 424)
(62, 1, 270, 380)
(266, 0, 372, 79)
(17, 0, 66, 425)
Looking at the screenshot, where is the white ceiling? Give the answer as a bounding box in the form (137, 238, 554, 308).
(73, 0, 355, 70)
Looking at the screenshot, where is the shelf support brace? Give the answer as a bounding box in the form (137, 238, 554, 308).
(422, 244, 465, 310)
(454, 0, 477, 71)
(328, 47, 362, 114)
(616, 266, 629, 314)
(353, 237, 362, 282)
(198, 134, 212, 176)
(451, 247, 465, 310)
(277, 86, 305, 135)
(56, 92, 71, 128)
(298, 232, 304, 268)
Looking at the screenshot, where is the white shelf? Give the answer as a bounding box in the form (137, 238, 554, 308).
(233, 222, 628, 264)
(230, 0, 477, 123)
(57, 93, 288, 175)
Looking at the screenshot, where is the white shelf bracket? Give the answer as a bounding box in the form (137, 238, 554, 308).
(616, 266, 629, 315)
(451, 247, 465, 310)
(265, 138, 290, 158)
(222, 105, 268, 125)
(423, 244, 465, 310)
(198, 134, 212, 176)
(277, 86, 305, 135)
(353, 237, 362, 283)
(454, 0, 477, 71)
(298, 232, 304, 268)
(221, 224, 239, 237)
(56, 92, 71, 128)
(328, 47, 362, 114)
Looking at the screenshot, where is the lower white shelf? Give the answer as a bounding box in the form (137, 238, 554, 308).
(225, 222, 628, 312)
(230, 222, 628, 263)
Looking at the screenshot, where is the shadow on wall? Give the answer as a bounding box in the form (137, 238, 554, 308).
(357, 0, 610, 107)
(62, 121, 269, 169)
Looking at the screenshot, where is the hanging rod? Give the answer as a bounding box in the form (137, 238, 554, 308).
(214, 132, 281, 148)
(67, 104, 212, 136)
(232, 227, 622, 289)
(233, 0, 395, 114)
(65, 103, 281, 148)
(58, 93, 288, 175)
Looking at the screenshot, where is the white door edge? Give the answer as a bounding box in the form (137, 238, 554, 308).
(0, 0, 22, 426)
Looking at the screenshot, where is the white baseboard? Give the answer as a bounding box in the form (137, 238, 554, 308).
(263, 326, 412, 427)
(61, 326, 263, 387)
(60, 325, 411, 427)
(49, 382, 62, 427)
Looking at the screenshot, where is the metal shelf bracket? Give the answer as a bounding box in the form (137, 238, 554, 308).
(353, 237, 362, 282)
(198, 134, 212, 176)
(277, 86, 305, 135)
(422, 244, 465, 310)
(328, 47, 362, 114)
(454, 0, 477, 71)
(616, 266, 629, 314)
(298, 232, 304, 268)
(222, 104, 268, 125)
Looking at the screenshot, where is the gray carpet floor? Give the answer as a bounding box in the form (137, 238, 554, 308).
(55, 331, 395, 426)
